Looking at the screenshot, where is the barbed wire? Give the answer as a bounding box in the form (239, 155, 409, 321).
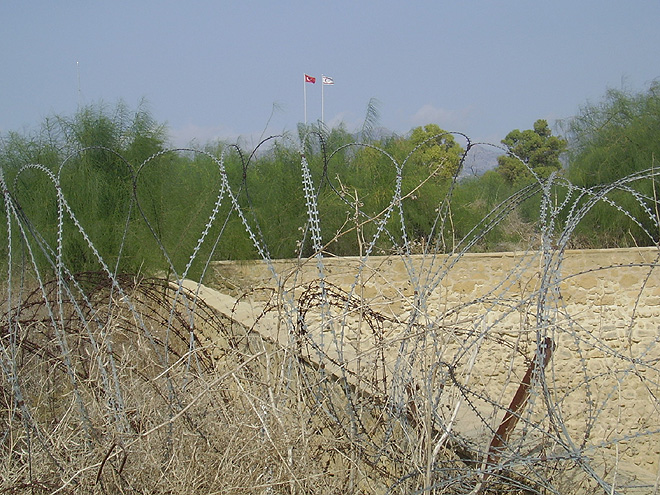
(1, 135, 659, 493)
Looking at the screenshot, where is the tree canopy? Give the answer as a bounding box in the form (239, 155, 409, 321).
(5, 88, 660, 273)
(564, 82, 660, 186)
(558, 82, 660, 247)
(496, 119, 567, 183)
(409, 124, 464, 179)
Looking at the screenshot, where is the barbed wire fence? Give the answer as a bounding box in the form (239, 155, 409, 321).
(1, 131, 659, 494)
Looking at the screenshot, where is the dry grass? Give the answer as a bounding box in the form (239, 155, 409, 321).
(2, 269, 650, 494)
(0, 273, 473, 494)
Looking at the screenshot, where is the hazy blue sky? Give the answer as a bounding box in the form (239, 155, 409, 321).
(2, 1, 659, 147)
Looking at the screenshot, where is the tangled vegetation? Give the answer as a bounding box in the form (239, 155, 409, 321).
(1, 82, 658, 278)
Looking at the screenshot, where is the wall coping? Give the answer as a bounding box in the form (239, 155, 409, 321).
(212, 246, 660, 266)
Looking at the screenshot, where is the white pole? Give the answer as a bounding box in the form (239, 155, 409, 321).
(77, 61, 81, 106)
(304, 74, 307, 125)
(321, 74, 324, 125)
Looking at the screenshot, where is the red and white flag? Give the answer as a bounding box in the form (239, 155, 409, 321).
(304, 74, 316, 83)
(322, 75, 334, 85)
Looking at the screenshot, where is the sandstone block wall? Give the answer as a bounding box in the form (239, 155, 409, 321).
(209, 247, 660, 488)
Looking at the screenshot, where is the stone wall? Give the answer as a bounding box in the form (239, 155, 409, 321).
(207, 247, 660, 489)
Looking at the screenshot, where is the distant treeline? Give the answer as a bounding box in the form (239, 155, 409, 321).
(1, 83, 659, 279)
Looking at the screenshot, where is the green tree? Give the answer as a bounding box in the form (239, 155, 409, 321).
(409, 124, 464, 179)
(565, 82, 660, 186)
(2, 101, 173, 274)
(496, 119, 566, 183)
(561, 82, 660, 247)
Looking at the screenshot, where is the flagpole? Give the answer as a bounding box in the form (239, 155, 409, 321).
(321, 74, 325, 125)
(76, 61, 83, 108)
(304, 74, 307, 125)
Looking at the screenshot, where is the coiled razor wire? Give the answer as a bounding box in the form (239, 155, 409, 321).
(1, 133, 659, 494)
